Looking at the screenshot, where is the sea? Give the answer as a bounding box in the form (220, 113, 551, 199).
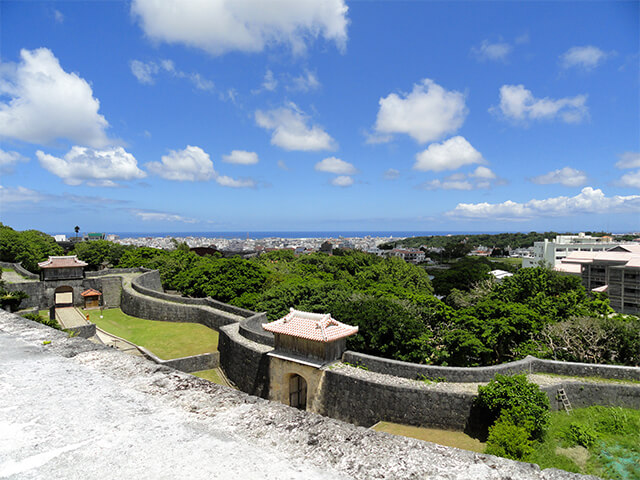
(57, 230, 503, 240)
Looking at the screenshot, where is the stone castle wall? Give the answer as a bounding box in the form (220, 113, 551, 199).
(342, 351, 640, 383)
(8, 264, 638, 434)
(0, 261, 38, 279)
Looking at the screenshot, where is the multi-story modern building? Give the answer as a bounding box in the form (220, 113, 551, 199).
(387, 248, 426, 264)
(523, 233, 622, 268)
(556, 245, 640, 315)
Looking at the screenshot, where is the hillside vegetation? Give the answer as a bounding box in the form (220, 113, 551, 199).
(114, 244, 640, 368)
(2, 226, 638, 368)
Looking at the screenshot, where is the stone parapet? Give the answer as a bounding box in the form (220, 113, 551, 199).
(343, 352, 640, 383)
(219, 322, 272, 398)
(0, 261, 39, 279)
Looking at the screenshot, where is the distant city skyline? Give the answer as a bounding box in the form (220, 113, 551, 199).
(1, 1, 638, 232)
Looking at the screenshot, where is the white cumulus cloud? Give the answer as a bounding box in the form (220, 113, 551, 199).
(131, 0, 349, 56)
(315, 157, 356, 175)
(290, 70, 321, 92)
(471, 166, 496, 179)
(447, 187, 640, 220)
(132, 210, 197, 223)
(0, 48, 110, 148)
(420, 166, 499, 191)
(222, 150, 259, 165)
(616, 152, 640, 169)
(372, 79, 467, 144)
(215, 175, 256, 188)
(0, 149, 28, 173)
(331, 175, 353, 187)
(560, 46, 609, 70)
(414, 136, 484, 172)
(0, 185, 45, 204)
(617, 170, 640, 188)
(262, 69, 278, 91)
(146, 145, 255, 187)
(146, 145, 215, 181)
(36, 146, 145, 186)
(422, 179, 473, 191)
(130, 59, 158, 84)
(531, 167, 587, 187)
(130, 59, 214, 90)
(472, 40, 512, 62)
(255, 103, 336, 151)
(495, 84, 588, 124)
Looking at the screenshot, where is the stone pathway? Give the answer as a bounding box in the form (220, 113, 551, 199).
(94, 328, 143, 357)
(1, 269, 36, 283)
(55, 307, 89, 329)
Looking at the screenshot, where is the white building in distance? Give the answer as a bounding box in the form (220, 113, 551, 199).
(522, 233, 625, 268)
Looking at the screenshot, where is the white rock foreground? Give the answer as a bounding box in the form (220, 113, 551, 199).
(0, 311, 596, 480)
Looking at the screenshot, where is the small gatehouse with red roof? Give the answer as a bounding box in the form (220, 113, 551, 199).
(262, 308, 358, 411)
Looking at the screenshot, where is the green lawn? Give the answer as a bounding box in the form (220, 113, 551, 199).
(192, 368, 228, 386)
(490, 257, 523, 267)
(372, 422, 486, 453)
(530, 406, 640, 479)
(83, 308, 219, 360)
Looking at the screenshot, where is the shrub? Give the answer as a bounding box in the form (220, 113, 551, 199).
(485, 418, 535, 461)
(22, 313, 61, 330)
(476, 374, 550, 440)
(565, 423, 598, 448)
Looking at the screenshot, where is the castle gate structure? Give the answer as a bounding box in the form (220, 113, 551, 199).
(262, 308, 358, 411)
(38, 256, 87, 282)
(36, 256, 88, 313)
(54, 285, 74, 308)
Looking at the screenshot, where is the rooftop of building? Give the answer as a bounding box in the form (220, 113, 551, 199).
(37, 255, 88, 269)
(262, 308, 358, 343)
(555, 245, 640, 272)
(81, 288, 102, 297)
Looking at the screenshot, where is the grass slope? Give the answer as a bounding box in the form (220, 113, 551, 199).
(192, 369, 227, 386)
(372, 422, 485, 453)
(84, 308, 219, 360)
(531, 406, 640, 479)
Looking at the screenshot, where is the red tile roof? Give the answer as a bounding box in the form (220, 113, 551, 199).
(262, 308, 358, 343)
(81, 288, 102, 297)
(38, 256, 88, 269)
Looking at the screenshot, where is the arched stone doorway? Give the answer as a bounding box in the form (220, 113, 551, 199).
(54, 285, 73, 307)
(288, 374, 307, 410)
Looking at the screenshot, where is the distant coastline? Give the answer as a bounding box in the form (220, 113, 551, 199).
(52, 230, 506, 240)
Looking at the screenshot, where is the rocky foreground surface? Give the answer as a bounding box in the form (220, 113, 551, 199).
(0, 311, 597, 480)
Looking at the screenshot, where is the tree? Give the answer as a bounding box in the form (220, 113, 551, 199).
(475, 374, 550, 440)
(72, 240, 130, 270)
(431, 257, 492, 296)
(74, 225, 80, 238)
(0, 225, 63, 272)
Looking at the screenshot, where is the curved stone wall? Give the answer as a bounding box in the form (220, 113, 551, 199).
(321, 366, 476, 429)
(121, 283, 239, 331)
(219, 322, 271, 398)
(0, 262, 38, 279)
(343, 351, 640, 383)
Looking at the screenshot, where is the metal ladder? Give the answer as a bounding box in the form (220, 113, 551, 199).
(557, 386, 573, 414)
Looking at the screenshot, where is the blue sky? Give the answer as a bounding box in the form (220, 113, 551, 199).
(1, 0, 638, 234)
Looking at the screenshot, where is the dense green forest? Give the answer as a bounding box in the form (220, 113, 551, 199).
(113, 243, 639, 367)
(2, 225, 638, 367)
(381, 231, 638, 250)
(0, 224, 62, 272)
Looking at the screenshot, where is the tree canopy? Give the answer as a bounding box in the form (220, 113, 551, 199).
(0, 224, 62, 272)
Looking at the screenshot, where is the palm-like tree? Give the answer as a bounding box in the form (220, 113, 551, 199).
(74, 225, 80, 239)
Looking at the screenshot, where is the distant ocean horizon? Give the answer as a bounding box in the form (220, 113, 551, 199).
(54, 230, 508, 240)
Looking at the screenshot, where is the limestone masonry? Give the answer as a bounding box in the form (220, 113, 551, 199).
(0, 312, 596, 480)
